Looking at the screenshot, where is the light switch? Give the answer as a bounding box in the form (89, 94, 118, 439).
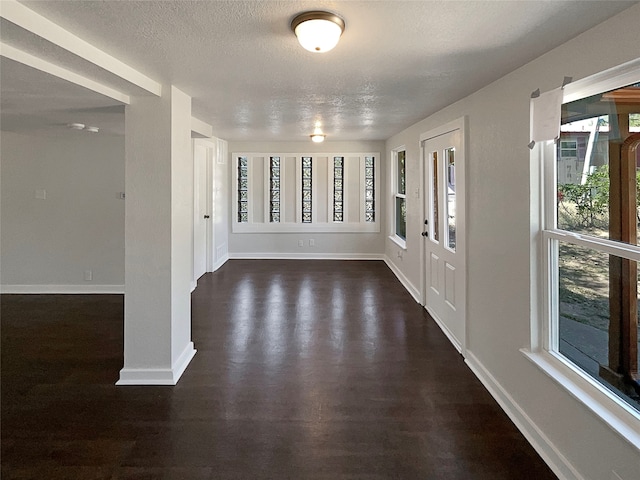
(35, 189, 46, 200)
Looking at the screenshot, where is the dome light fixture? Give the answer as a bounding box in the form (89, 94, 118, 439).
(291, 11, 345, 53)
(310, 133, 326, 143)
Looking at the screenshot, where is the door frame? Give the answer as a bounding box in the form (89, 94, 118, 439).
(419, 116, 467, 355)
(192, 138, 216, 289)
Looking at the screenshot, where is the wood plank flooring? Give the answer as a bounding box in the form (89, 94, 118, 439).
(1, 260, 557, 479)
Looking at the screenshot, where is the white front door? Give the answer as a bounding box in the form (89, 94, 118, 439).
(421, 118, 466, 353)
(193, 143, 208, 282)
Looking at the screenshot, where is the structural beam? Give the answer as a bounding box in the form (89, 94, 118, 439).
(0, 0, 161, 96)
(0, 43, 130, 104)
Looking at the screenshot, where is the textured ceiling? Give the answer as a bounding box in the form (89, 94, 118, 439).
(1, 1, 637, 141)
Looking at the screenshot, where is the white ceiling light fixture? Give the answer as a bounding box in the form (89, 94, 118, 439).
(310, 133, 326, 143)
(84, 126, 99, 133)
(291, 11, 345, 53)
(67, 123, 85, 130)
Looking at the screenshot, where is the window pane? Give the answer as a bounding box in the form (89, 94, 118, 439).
(557, 241, 639, 412)
(270, 156, 280, 223)
(395, 197, 406, 240)
(431, 151, 439, 242)
(365, 156, 375, 223)
(446, 147, 456, 251)
(397, 150, 406, 195)
(557, 82, 640, 245)
(237, 156, 248, 223)
(334, 157, 344, 222)
(302, 157, 312, 223)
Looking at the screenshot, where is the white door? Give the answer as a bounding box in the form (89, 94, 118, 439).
(193, 143, 208, 282)
(421, 119, 466, 353)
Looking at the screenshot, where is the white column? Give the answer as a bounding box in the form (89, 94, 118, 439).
(117, 86, 196, 385)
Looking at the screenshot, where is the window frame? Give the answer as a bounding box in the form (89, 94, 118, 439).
(232, 152, 381, 233)
(527, 57, 640, 447)
(390, 146, 407, 248)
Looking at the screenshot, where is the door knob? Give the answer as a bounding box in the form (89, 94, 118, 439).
(204, 215, 210, 219)
(421, 231, 428, 237)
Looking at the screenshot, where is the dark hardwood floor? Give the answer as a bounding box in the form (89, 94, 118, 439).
(1, 260, 557, 479)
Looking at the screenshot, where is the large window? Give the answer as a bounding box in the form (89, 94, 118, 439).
(535, 62, 640, 427)
(232, 153, 380, 233)
(392, 148, 406, 243)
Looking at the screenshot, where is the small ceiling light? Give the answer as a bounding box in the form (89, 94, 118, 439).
(291, 11, 345, 53)
(67, 123, 85, 130)
(310, 134, 326, 143)
(84, 126, 99, 133)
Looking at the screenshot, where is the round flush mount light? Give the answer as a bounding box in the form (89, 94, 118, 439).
(310, 134, 326, 143)
(291, 11, 345, 53)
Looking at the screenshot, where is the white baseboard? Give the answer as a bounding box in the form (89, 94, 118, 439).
(465, 350, 583, 480)
(425, 305, 463, 354)
(383, 256, 421, 303)
(116, 342, 197, 386)
(211, 253, 229, 272)
(1, 284, 124, 294)
(229, 252, 385, 260)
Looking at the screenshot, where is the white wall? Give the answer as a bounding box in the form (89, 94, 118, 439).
(384, 5, 640, 480)
(1, 130, 125, 291)
(228, 140, 386, 258)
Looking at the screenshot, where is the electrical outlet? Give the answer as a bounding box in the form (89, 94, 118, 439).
(118, 192, 126, 199)
(298, 240, 304, 247)
(309, 239, 315, 247)
(84, 270, 93, 281)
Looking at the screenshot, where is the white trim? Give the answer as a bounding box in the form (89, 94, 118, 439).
(116, 342, 196, 386)
(232, 222, 380, 234)
(232, 152, 380, 233)
(420, 116, 467, 356)
(466, 350, 584, 480)
(0, 0, 161, 96)
(211, 253, 229, 272)
(0, 284, 124, 294)
(425, 304, 462, 354)
(563, 57, 640, 104)
(383, 256, 421, 303)
(229, 252, 384, 261)
(388, 235, 407, 250)
(419, 117, 465, 143)
(523, 349, 640, 449)
(0, 43, 130, 104)
(531, 60, 640, 445)
(191, 117, 213, 138)
(190, 280, 197, 293)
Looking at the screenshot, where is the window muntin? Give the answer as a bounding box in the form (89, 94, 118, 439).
(545, 81, 640, 414)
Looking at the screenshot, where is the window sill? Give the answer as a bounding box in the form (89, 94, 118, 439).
(521, 348, 640, 449)
(388, 235, 407, 250)
(232, 222, 380, 234)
